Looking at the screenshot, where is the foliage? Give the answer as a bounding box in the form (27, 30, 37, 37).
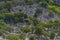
(50, 32, 55, 39)
(34, 8, 42, 17)
(7, 35, 19, 40)
(0, 0, 60, 40)
(0, 12, 28, 23)
(0, 2, 6, 10)
(0, 20, 12, 36)
(25, 0, 34, 5)
(19, 32, 25, 40)
(34, 26, 44, 36)
(28, 0, 34, 5)
(48, 11, 54, 17)
(47, 5, 60, 14)
(5, 1, 13, 12)
(21, 27, 31, 33)
(29, 35, 35, 40)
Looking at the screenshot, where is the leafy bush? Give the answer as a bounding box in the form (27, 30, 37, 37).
(7, 35, 19, 40)
(28, 0, 34, 5)
(25, 0, 34, 5)
(47, 5, 60, 14)
(0, 12, 28, 23)
(34, 8, 42, 17)
(0, 20, 13, 36)
(35, 26, 44, 36)
(5, 1, 13, 12)
(50, 32, 55, 39)
(0, 2, 6, 10)
(29, 35, 35, 40)
(48, 11, 54, 17)
(21, 27, 31, 33)
(0, 1, 12, 12)
(39, 1, 47, 7)
(19, 32, 25, 40)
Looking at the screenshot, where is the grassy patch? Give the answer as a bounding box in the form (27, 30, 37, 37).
(47, 5, 60, 14)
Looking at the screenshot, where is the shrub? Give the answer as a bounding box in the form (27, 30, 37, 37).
(0, 2, 6, 10)
(47, 5, 60, 14)
(7, 35, 19, 40)
(5, 1, 13, 12)
(21, 27, 31, 33)
(29, 35, 35, 40)
(50, 32, 55, 39)
(2, 12, 28, 23)
(34, 8, 42, 17)
(48, 11, 54, 17)
(25, 0, 34, 5)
